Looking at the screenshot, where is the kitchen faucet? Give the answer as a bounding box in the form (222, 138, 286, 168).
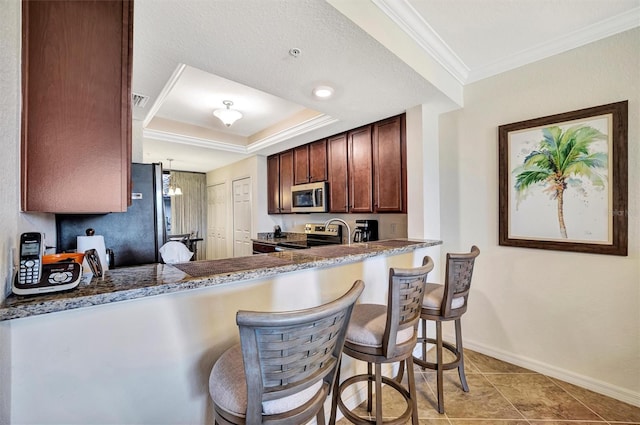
(324, 218, 351, 245)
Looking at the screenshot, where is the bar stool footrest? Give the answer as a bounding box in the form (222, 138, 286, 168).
(414, 337, 462, 370)
(337, 373, 412, 425)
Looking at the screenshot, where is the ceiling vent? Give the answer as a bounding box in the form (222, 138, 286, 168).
(131, 93, 150, 108)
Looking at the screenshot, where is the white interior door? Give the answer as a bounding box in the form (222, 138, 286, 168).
(207, 182, 227, 259)
(233, 178, 252, 257)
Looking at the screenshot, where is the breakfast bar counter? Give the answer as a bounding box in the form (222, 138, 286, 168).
(0, 238, 441, 321)
(1, 238, 441, 425)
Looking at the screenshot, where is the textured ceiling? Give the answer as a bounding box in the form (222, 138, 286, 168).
(133, 0, 640, 173)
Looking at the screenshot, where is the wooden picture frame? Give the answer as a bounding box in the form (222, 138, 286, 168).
(498, 101, 628, 256)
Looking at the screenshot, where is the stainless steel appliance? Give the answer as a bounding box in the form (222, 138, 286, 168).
(291, 182, 328, 213)
(353, 219, 378, 243)
(55, 163, 166, 267)
(274, 223, 342, 251)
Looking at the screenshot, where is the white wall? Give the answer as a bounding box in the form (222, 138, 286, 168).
(440, 28, 639, 404)
(0, 4, 58, 421)
(0, 2, 21, 420)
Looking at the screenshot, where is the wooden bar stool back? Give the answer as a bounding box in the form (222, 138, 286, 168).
(330, 258, 434, 425)
(413, 245, 480, 414)
(209, 280, 365, 425)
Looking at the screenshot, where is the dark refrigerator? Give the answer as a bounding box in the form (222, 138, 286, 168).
(56, 163, 167, 267)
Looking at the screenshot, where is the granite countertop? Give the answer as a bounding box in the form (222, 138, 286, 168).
(251, 232, 306, 245)
(0, 238, 442, 321)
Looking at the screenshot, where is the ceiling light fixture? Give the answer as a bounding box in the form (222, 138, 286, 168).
(166, 159, 182, 197)
(213, 100, 243, 127)
(312, 85, 334, 99)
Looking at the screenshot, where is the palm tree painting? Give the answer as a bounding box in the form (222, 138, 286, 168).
(510, 118, 610, 241)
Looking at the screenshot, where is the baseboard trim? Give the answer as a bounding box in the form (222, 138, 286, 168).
(457, 337, 640, 408)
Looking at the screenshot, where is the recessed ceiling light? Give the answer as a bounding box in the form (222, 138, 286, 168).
(313, 85, 334, 99)
(289, 48, 301, 58)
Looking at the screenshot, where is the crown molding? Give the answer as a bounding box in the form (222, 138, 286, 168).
(371, 0, 469, 84)
(246, 114, 339, 153)
(144, 113, 338, 155)
(143, 128, 247, 153)
(375, 2, 640, 85)
(468, 7, 640, 83)
(142, 63, 186, 128)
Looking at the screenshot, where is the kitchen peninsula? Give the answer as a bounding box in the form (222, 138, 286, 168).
(0, 239, 439, 321)
(1, 238, 440, 424)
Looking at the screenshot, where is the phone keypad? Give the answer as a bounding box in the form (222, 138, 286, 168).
(19, 259, 40, 284)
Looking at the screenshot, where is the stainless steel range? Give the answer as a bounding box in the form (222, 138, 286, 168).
(275, 223, 343, 251)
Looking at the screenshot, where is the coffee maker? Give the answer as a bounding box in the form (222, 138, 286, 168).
(353, 219, 378, 243)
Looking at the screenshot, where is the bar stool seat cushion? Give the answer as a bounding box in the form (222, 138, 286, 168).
(209, 344, 323, 416)
(423, 283, 465, 311)
(346, 304, 414, 348)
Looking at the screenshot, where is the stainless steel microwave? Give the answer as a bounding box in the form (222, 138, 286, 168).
(291, 182, 328, 213)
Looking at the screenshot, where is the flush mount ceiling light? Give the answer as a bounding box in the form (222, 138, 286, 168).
(312, 85, 334, 99)
(213, 100, 243, 127)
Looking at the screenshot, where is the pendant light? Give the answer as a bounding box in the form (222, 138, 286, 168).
(166, 159, 182, 196)
(213, 100, 243, 127)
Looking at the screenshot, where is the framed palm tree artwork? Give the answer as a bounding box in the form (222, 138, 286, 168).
(498, 101, 627, 256)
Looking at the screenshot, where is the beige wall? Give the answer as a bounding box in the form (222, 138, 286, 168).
(439, 28, 639, 404)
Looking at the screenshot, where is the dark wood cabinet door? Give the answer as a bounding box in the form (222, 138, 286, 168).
(293, 145, 310, 185)
(21, 0, 133, 213)
(308, 139, 328, 182)
(252, 242, 276, 254)
(267, 154, 280, 214)
(348, 126, 374, 213)
(327, 134, 349, 213)
(294, 140, 327, 184)
(279, 150, 294, 213)
(373, 115, 406, 212)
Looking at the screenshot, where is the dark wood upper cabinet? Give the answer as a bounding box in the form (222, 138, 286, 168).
(293, 139, 327, 185)
(293, 145, 310, 185)
(373, 115, 406, 213)
(267, 114, 406, 215)
(308, 139, 328, 182)
(267, 151, 294, 214)
(267, 154, 280, 214)
(348, 126, 374, 213)
(279, 150, 294, 213)
(327, 134, 349, 213)
(21, 0, 133, 213)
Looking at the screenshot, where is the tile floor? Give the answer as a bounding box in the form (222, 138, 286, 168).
(335, 349, 640, 424)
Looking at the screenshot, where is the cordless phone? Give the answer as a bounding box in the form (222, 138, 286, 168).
(18, 232, 44, 285)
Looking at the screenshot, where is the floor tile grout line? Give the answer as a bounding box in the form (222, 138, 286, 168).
(478, 369, 533, 424)
(414, 366, 453, 423)
(543, 374, 611, 423)
(465, 352, 531, 423)
(419, 353, 532, 424)
(414, 360, 452, 425)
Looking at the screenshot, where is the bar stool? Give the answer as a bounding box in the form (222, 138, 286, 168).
(330, 259, 434, 425)
(413, 246, 480, 414)
(209, 280, 364, 425)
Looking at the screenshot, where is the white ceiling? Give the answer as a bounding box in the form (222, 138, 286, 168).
(133, 0, 640, 173)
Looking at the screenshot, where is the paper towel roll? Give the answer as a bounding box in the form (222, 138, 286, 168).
(77, 235, 109, 271)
